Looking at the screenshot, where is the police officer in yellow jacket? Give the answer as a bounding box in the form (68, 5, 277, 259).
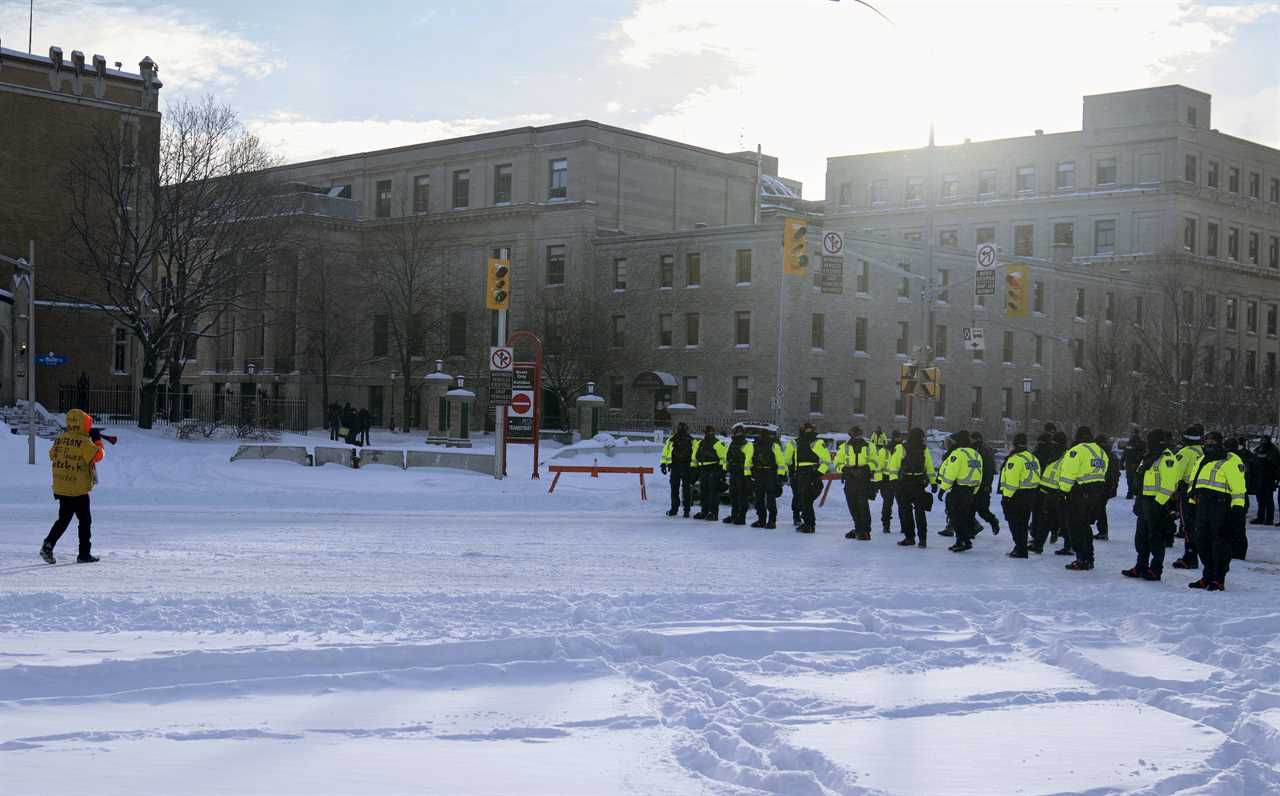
(40, 408, 105, 564)
(750, 428, 786, 529)
(1171, 424, 1205, 570)
(660, 422, 699, 517)
(790, 423, 831, 534)
(876, 430, 902, 534)
(693, 425, 728, 521)
(1187, 431, 1246, 591)
(937, 430, 984, 552)
(1123, 429, 1180, 580)
(723, 425, 755, 526)
(889, 427, 935, 547)
(783, 430, 802, 528)
(835, 427, 877, 540)
(999, 433, 1040, 558)
(1058, 426, 1109, 571)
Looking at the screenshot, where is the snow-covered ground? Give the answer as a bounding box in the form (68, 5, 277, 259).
(2, 423, 1280, 795)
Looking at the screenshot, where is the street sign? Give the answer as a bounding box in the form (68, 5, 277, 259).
(821, 230, 844, 257)
(35, 353, 66, 366)
(820, 256, 844, 294)
(489, 346, 513, 372)
(963, 327, 986, 351)
(976, 242, 997, 269)
(488, 372, 513, 406)
(511, 391, 533, 415)
(975, 269, 996, 296)
(507, 364, 538, 442)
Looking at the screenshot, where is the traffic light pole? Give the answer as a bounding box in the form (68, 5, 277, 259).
(495, 308, 506, 480)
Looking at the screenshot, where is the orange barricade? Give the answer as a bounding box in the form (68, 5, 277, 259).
(547, 459, 654, 501)
(818, 472, 843, 507)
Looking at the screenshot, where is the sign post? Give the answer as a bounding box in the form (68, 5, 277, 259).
(975, 242, 997, 299)
(962, 327, 986, 352)
(487, 256, 512, 479)
(504, 330, 543, 479)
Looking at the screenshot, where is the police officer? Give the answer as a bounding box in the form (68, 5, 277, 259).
(1035, 441, 1066, 556)
(1058, 426, 1109, 571)
(870, 426, 888, 449)
(40, 408, 106, 564)
(937, 430, 983, 552)
(999, 433, 1040, 558)
(784, 428, 802, 528)
(723, 425, 755, 526)
(1171, 424, 1205, 569)
(890, 427, 935, 548)
(790, 422, 831, 534)
(660, 422, 698, 517)
(1092, 435, 1121, 541)
(835, 426, 876, 540)
(751, 428, 786, 529)
(1186, 431, 1246, 591)
(1123, 429, 1179, 581)
(971, 431, 1001, 536)
(693, 425, 727, 521)
(876, 430, 902, 534)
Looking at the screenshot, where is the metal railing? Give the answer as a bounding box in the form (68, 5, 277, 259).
(57, 385, 309, 433)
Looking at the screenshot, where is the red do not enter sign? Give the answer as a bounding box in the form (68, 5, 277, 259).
(511, 392, 533, 415)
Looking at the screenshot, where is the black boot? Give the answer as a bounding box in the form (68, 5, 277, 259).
(40, 543, 55, 565)
(897, 537, 916, 546)
(666, 508, 678, 517)
(1007, 548, 1028, 558)
(76, 552, 99, 563)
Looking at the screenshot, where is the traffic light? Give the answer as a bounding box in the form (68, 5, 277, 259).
(1004, 263, 1029, 318)
(486, 258, 511, 310)
(783, 217, 809, 275)
(919, 367, 940, 398)
(899, 362, 919, 395)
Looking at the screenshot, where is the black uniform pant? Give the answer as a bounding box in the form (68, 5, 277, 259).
(669, 464, 693, 512)
(754, 474, 778, 524)
(698, 466, 722, 518)
(1255, 482, 1275, 524)
(1093, 494, 1110, 536)
(1195, 493, 1234, 584)
(1032, 491, 1060, 550)
(946, 487, 977, 543)
(1125, 467, 1139, 498)
(729, 471, 753, 521)
(1178, 497, 1199, 566)
(1003, 490, 1036, 553)
(1067, 485, 1104, 564)
(45, 494, 92, 556)
(1134, 496, 1173, 574)
(793, 468, 820, 528)
(843, 478, 871, 535)
(790, 472, 802, 523)
(878, 481, 896, 529)
(974, 489, 999, 529)
(329, 423, 339, 441)
(895, 477, 929, 542)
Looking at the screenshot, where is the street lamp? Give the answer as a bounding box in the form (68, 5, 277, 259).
(1022, 377, 1033, 433)
(2, 243, 35, 465)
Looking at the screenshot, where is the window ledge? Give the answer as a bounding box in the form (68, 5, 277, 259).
(686, 285, 701, 289)
(613, 288, 626, 293)
(1002, 362, 1015, 367)
(853, 351, 869, 358)
(685, 345, 700, 350)
(735, 344, 751, 349)
(897, 297, 911, 304)
(811, 347, 825, 353)
(657, 345, 671, 350)
(736, 282, 752, 287)
(658, 286, 672, 291)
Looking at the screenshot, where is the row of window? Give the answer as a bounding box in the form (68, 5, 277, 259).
(1182, 154, 1280, 201)
(1181, 218, 1280, 267)
(372, 158, 569, 218)
(921, 219, 1118, 257)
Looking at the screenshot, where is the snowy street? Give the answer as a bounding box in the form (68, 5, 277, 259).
(3, 428, 1280, 795)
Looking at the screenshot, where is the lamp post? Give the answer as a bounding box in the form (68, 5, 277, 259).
(389, 371, 400, 432)
(1022, 377, 1033, 433)
(2, 242, 35, 464)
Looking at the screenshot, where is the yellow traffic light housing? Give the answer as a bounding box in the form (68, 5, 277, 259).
(486, 258, 511, 310)
(1004, 263, 1029, 318)
(783, 218, 809, 275)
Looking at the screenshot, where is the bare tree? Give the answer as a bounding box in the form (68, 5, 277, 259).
(60, 96, 282, 427)
(528, 287, 633, 429)
(296, 242, 361, 417)
(1075, 314, 1138, 434)
(1128, 266, 1218, 432)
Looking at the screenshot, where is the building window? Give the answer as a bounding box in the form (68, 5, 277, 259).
(1224, 348, 1236, 385)
(1105, 291, 1116, 323)
(735, 311, 751, 346)
(1033, 281, 1044, 313)
(1094, 219, 1116, 255)
(809, 378, 824, 415)
(1002, 331, 1014, 363)
(111, 325, 129, 373)
(659, 255, 673, 288)
(972, 338, 985, 361)
(854, 317, 868, 353)
(898, 262, 911, 299)
(896, 321, 909, 355)
(549, 158, 568, 199)
(903, 230, 923, 243)
(735, 249, 752, 284)
(733, 377, 749, 412)
(1016, 165, 1035, 193)
(685, 313, 700, 346)
(658, 314, 673, 347)
(451, 169, 471, 209)
(545, 245, 565, 286)
(811, 313, 825, 349)
(1075, 288, 1087, 319)
(609, 376, 624, 410)
(1002, 387, 1013, 419)
(939, 229, 959, 247)
(1053, 222, 1074, 248)
(1184, 155, 1197, 183)
(1056, 161, 1075, 190)
(853, 380, 866, 414)
(1267, 303, 1277, 337)
(1248, 172, 1260, 199)
(1134, 295, 1145, 326)
(610, 315, 625, 348)
(1269, 353, 1278, 389)
(936, 384, 948, 417)
(856, 259, 869, 293)
(941, 174, 959, 199)
(372, 314, 388, 357)
(1072, 338, 1084, 369)
(905, 176, 924, 203)
(686, 253, 701, 287)
(1248, 232, 1260, 265)
(446, 311, 467, 356)
(1034, 334, 1044, 366)
(1270, 178, 1280, 203)
(494, 164, 513, 204)
(935, 324, 948, 358)
(1207, 161, 1220, 188)
(1205, 294, 1217, 328)
(838, 182, 852, 206)
(1226, 297, 1237, 331)
(1227, 227, 1240, 261)
(1270, 236, 1280, 269)
(1183, 218, 1196, 252)
(1228, 166, 1240, 194)
(870, 179, 888, 204)
(1246, 350, 1258, 386)
(1095, 157, 1117, 186)
(683, 376, 698, 407)
(612, 258, 627, 290)
(1014, 224, 1034, 256)
(412, 175, 430, 213)
(1207, 222, 1219, 257)
(978, 169, 996, 196)
(1247, 300, 1258, 334)
(894, 394, 906, 417)
(971, 386, 983, 420)
(375, 179, 392, 218)
(937, 268, 950, 303)
(1187, 106, 1197, 127)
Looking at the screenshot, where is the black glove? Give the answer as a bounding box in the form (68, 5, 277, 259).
(661, 463, 669, 475)
(89, 428, 101, 442)
(930, 483, 938, 495)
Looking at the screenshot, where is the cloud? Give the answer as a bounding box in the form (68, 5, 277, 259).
(0, 0, 280, 92)
(247, 112, 557, 164)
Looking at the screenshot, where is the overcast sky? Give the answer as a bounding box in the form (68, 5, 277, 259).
(5, 0, 1278, 197)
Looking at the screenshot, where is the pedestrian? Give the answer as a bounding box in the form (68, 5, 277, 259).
(938, 435, 957, 538)
(327, 403, 341, 441)
(999, 432, 1040, 558)
(1122, 427, 1146, 500)
(76, 371, 90, 412)
(1187, 431, 1246, 591)
(750, 428, 786, 529)
(723, 425, 755, 526)
(1092, 434, 1121, 541)
(340, 403, 357, 445)
(835, 426, 876, 540)
(1123, 429, 1180, 581)
(693, 425, 727, 521)
(789, 422, 831, 534)
(1171, 424, 1205, 570)
(357, 407, 372, 446)
(889, 427, 935, 548)
(971, 431, 1001, 536)
(937, 430, 983, 552)
(870, 426, 888, 448)
(1249, 437, 1279, 525)
(875, 430, 902, 534)
(1058, 426, 1109, 571)
(1029, 425, 1061, 545)
(660, 422, 697, 517)
(39, 408, 105, 565)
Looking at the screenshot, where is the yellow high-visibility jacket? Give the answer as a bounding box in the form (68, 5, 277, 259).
(1188, 452, 1247, 509)
(887, 443, 935, 484)
(834, 439, 877, 476)
(1174, 444, 1203, 490)
(790, 438, 832, 474)
(1057, 442, 1108, 493)
(938, 446, 982, 491)
(726, 440, 755, 476)
(752, 442, 787, 476)
(693, 438, 727, 469)
(50, 408, 104, 498)
(999, 450, 1041, 497)
(660, 435, 699, 466)
(1140, 449, 1181, 505)
(1040, 457, 1063, 492)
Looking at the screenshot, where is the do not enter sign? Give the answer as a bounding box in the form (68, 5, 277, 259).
(511, 391, 534, 416)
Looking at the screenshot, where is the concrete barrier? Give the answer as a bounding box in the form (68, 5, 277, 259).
(314, 446, 356, 467)
(406, 449, 495, 475)
(230, 445, 310, 465)
(360, 448, 406, 468)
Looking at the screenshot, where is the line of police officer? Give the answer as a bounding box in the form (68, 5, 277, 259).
(659, 419, 1246, 590)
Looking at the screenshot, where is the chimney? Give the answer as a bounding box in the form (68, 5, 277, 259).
(1034, 129, 1044, 136)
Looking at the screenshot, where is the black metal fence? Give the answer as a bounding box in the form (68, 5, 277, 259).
(57, 385, 309, 433)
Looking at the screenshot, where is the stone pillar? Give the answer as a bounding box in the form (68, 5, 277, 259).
(196, 310, 216, 373)
(423, 359, 452, 441)
(667, 402, 696, 434)
(262, 262, 277, 373)
(445, 375, 476, 446)
(577, 381, 605, 439)
(291, 250, 308, 374)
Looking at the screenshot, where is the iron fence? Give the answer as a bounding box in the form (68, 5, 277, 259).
(57, 385, 309, 433)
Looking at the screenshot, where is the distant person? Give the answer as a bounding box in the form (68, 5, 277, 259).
(341, 403, 357, 445)
(327, 403, 341, 441)
(76, 371, 90, 411)
(357, 407, 372, 446)
(40, 409, 105, 564)
(660, 422, 697, 517)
